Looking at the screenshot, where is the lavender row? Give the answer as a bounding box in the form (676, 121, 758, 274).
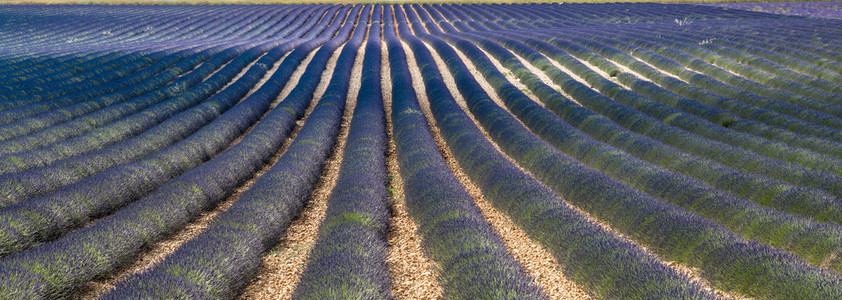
(437, 0, 842, 264)
(504, 30, 842, 203)
(456, 3, 842, 77)
(480, 5, 840, 139)
(702, 2, 842, 20)
(0, 6, 260, 54)
(522, 4, 842, 76)
(409, 4, 842, 298)
(491, 32, 842, 223)
(103, 6, 364, 299)
(0, 46, 212, 154)
(0, 6, 358, 297)
(607, 27, 842, 126)
(429, 9, 842, 281)
(0, 7, 214, 94)
(463, 3, 842, 126)
(653, 27, 842, 96)
(533, 29, 842, 163)
(556, 30, 842, 159)
(0, 51, 157, 113)
(0, 5, 291, 108)
(0, 5, 326, 156)
(0, 18, 154, 83)
(0, 4, 352, 257)
(0, 5, 331, 194)
(404, 6, 714, 298)
(384, 7, 547, 299)
(576, 31, 842, 141)
(0, 51, 148, 104)
(294, 5, 394, 299)
(0, 36, 325, 258)
(0, 5, 305, 102)
(689, 22, 842, 69)
(0, 43, 252, 205)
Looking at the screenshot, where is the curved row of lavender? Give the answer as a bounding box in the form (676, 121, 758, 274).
(702, 1, 842, 19)
(0, 3, 839, 299)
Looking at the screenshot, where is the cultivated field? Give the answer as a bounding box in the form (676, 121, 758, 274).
(705, 1, 842, 19)
(0, 3, 841, 299)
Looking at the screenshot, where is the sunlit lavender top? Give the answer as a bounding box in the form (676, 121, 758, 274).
(702, 1, 842, 19)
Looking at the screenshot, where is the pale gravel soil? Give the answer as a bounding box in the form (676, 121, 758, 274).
(821, 250, 842, 269)
(450, 38, 745, 300)
(556, 42, 732, 104)
(206, 52, 268, 99)
(693, 55, 747, 79)
(165, 46, 218, 85)
(180, 44, 259, 93)
(514, 44, 596, 101)
(716, 56, 828, 104)
(600, 55, 668, 87)
(566, 51, 627, 83)
(473, 45, 548, 108)
(655, 42, 773, 87)
(504, 45, 584, 106)
(555, 33, 735, 92)
(243, 52, 293, 100)
(75, 47, 310, 300)
(382, 39, 445, 300)
(625, 48, 693, 85)
(238, 41, 352, 300)
(408, 40, 593, 300)
(277, 49, 322, 108)
(666, 37, 795, 83)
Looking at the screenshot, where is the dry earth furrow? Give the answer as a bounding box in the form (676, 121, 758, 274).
(575, 34, 789, 101)
(33, 43, 264, 166)
(76, 45, 314, 300)
(624, 46, 693, 85)
(407, 39, 592, 299)
(208, 51, 269, 99)
(239, 37, 360, 300)
(496, 41, 584, 107)
(510, 42, 595, 102)
(404, 39, 590, 299)
(443, 39, 744, 300)
(473, 46, 546, 108)
(382, 37, 444, 300)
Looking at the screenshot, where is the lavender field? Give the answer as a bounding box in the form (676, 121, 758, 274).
(0, 3, 841, 299)
(705, 1, 842, 19)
